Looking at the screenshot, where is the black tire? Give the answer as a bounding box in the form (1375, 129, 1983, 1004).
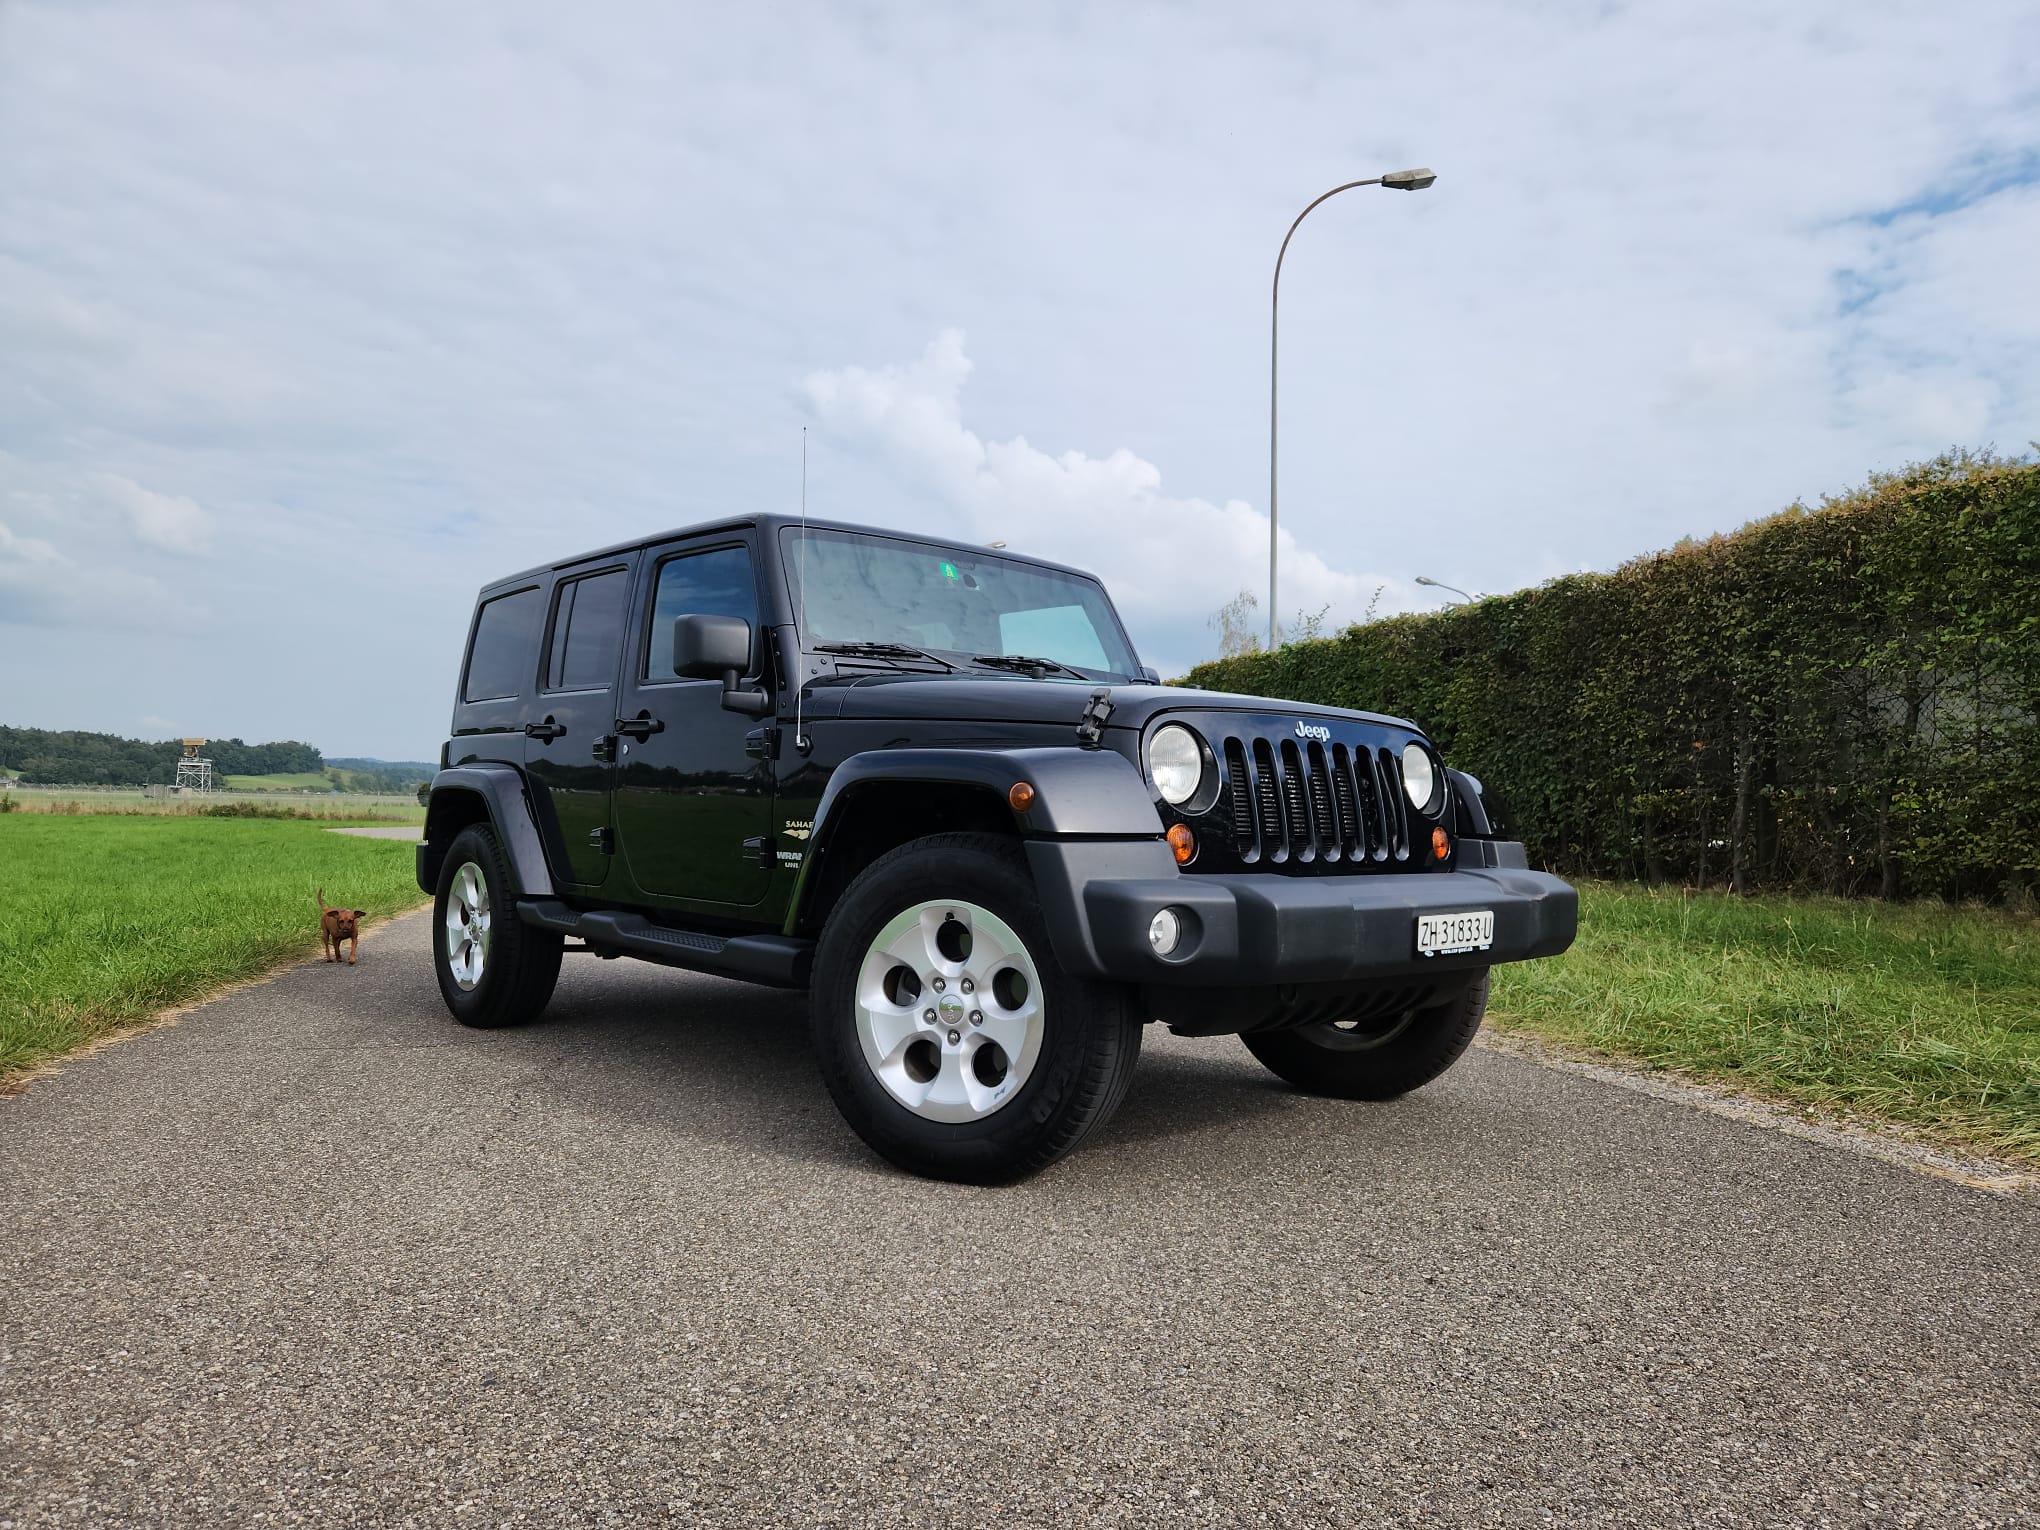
(432, 823, 563, 1030)
(810, 833, 1142, 1184)
(1240, 970, 1490, 1100)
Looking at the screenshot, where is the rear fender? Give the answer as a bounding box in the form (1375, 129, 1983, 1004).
(418, 765, 554, 898)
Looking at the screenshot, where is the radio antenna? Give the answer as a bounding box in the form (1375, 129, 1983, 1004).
(794, 426, 809, 753)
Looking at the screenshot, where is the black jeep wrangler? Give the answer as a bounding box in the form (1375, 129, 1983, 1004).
(419, 515, 1576, 1181)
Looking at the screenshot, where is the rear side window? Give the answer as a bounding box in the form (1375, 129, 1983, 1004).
(646, 544, 757, 680)
(463, 586, 543, 702)
(543, 568, 628, 691)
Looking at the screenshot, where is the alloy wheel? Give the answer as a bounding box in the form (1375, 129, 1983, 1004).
(444, 861, 491, 991)
(853, 898, 1045, 1123)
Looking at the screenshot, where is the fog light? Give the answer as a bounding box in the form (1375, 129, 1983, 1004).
(1147, 908, 1183, 956)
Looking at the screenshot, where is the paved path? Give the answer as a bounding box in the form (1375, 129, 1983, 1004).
(326, 825, 423, 840)
(2, 910, 2035, 1527)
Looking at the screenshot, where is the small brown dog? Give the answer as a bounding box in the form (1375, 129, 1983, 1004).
(317, 888, 368, 965)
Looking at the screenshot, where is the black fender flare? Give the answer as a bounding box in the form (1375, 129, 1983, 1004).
(418, 764, 555, 899)
(784, 746, 1163, 934)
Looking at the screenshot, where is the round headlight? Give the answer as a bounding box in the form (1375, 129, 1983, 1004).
(1401, 742, 1439, 811)
(1147, 724, 1205, 805)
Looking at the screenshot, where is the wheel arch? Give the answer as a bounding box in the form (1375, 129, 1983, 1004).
(418, 764, 555, 898)
(783, 747, 1162, 940)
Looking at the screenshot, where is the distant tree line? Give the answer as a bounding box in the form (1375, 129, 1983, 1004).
(1184, 451, 2039, 903)
(326, 758, 437, 792)
(0, 727, 323, 785)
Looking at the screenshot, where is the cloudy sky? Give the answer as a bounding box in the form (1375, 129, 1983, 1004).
(1, 1, 2035, 759)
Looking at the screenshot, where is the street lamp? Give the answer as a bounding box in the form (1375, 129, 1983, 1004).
(1269, 167, 1436, 650)
(1415, 575, 1473, 604)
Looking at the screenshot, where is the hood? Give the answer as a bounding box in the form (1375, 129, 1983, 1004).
(805, 672, 1421, 735)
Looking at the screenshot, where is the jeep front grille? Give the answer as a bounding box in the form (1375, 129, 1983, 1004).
(1217, 733, 1413, 867)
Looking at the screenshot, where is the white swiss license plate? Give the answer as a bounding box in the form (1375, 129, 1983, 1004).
(1416, 909, 1495, 957)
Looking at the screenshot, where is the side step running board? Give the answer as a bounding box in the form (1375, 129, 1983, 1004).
(517, 900, 813, 989)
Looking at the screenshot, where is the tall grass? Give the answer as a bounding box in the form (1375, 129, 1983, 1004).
(1490, 882, 2040, 1165)
(0, 817, 426, 1081)
(1, 786, 423, 822)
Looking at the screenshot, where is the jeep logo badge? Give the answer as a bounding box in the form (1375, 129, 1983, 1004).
(1294, 721, 1331, 742)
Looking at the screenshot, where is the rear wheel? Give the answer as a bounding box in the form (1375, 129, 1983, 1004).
(810, 833, 1142, 1183)
(1241, 970, 1490, 1100)
(432, 823, 563, 1029)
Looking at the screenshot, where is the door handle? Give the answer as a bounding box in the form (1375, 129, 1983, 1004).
(524, 717, 567, 742)
(615, 711, 665, 740)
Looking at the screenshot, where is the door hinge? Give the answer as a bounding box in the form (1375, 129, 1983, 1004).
(590, 734, 617, 763)
(745, 726, 780, 760)
(742, 835, 773, 870)
(587, 827, 615, 855)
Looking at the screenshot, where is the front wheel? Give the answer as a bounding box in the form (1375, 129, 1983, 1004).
(1241, 970, 1490, 1100)
(810, 833, 1142, 1183)
(432, 823, 563, 1029)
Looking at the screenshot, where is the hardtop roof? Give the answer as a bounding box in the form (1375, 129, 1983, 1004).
(476, 513, 1106, 595)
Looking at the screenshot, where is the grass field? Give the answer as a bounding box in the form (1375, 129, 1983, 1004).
(2, 786, 424, 822)
(1490, 882, 2040, 1167)
(0, 816, 427, 1082)
(222, 767, 419, 792)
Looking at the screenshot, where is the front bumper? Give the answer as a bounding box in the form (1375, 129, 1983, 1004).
(1025, 839, 1577, 986)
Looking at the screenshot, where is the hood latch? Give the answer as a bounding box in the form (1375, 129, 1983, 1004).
(1077, 687, 1114, 748)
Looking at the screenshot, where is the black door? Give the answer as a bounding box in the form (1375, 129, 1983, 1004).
(612, 537, 776, 910)
(524, 561, 633, 889)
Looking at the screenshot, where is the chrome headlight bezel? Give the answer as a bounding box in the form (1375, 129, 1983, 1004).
(1401, 741, 1440, 813)
(1146, 724, 1206, 806)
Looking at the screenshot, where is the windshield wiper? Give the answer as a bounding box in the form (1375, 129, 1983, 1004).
(971, 653, 1084, 679)
(813, 641, 955, 671)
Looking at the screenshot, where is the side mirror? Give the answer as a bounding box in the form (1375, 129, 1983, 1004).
(673, 613, 752, 680)
(672, 613, 772, 717)
(1139, 666, 1161, 684)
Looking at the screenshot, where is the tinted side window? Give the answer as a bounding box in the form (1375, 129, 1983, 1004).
(544, 568, 628, 691)
(463, 587, 544, 702)
(646, 545, 757, 681)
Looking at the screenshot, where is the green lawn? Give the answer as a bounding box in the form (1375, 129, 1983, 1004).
(1490, 881, 2040, 1166)
(220, 771, 338, 790)
(0, 816, 427, 1082)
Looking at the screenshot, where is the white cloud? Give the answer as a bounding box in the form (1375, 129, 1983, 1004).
(805, 331, 1417, 672)
(97, 473, 211, 554)
(0, 515, 205, 631)
(0, 520, 62, 566)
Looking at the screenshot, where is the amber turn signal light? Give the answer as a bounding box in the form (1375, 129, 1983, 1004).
(1432, 826, 1450, 861)
(1009, 781, 1036, 812)
(1167, 823, 1197, 864)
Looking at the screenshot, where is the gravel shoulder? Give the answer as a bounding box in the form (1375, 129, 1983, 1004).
(3, 908, 2035, 1527)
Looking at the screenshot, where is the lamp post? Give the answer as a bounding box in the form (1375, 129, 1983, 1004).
(1415, 575, 1473, 605)
(1269, 166, 1436, 651)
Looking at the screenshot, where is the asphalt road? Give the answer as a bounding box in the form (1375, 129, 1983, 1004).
(3, 911, 2035, 1528)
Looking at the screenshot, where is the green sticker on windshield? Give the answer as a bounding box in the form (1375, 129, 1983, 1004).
(938, 561, 960, 580)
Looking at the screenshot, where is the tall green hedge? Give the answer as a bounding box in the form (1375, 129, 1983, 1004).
(1183, 456, 2040, 901)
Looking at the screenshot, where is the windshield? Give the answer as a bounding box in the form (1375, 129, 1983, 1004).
(779, 527, 1141, 680)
